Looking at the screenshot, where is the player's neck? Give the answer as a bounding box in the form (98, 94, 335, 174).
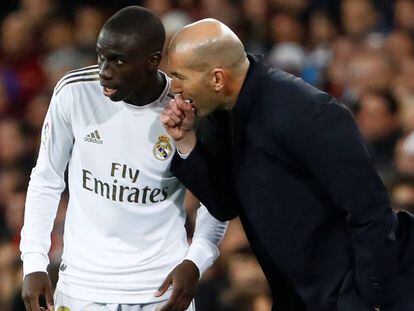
(126, 71, 166, 107)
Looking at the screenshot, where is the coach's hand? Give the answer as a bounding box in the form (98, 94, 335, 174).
(22, 271, 54, 311)
(160, 94, 196, 155)
(155, 260, 199, 311)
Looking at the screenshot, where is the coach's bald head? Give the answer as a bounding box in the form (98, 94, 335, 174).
(170, 18, 246, 72)
(168, 19, 249, 116)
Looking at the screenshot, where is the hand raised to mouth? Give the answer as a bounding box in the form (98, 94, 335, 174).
(160, 94, 197, 155)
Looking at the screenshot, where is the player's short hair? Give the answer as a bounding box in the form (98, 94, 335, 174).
(103, 6, 166, 55)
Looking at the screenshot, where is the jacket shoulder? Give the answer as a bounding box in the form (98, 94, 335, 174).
(259, 68, 337, 119)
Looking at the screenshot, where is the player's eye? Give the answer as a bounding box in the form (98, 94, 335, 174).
(115, 59, 124, 65)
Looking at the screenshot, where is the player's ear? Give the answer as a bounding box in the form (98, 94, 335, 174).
(147, 52, 162, 71)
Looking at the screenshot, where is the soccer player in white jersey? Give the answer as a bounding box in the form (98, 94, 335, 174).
(20, 6, 227, 311)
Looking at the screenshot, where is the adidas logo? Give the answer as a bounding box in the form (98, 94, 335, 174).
(84, 130, 103, 144)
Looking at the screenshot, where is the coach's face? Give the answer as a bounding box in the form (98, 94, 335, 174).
(96, 28, 159, 103)
(168, 51, 221, 117)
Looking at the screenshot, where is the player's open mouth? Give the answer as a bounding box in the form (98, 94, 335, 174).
(102, 86, 118, 97)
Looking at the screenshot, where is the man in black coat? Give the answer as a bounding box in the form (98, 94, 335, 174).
(160, 18, 414, 311)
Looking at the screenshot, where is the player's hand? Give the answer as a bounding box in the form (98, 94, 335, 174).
(155, 260, 199, 311)
(22, 271, 54, 311)
(160, 95, 196, 154)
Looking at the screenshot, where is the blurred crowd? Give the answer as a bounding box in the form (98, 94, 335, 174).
(1, 0, 414, 310)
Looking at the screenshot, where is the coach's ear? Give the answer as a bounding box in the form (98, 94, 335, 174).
(147, 52, 162, 71)
(210, 68, 225, 92)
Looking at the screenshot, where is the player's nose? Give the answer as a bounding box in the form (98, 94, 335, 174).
(99, 61, 113, 80)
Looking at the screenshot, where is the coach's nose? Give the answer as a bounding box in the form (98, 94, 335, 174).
(171, 78, 182, 95)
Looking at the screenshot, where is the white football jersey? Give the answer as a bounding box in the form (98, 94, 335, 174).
(20, 65, 227, 303)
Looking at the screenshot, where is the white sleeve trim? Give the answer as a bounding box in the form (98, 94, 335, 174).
(22, 252, 49, 277)
(184, 239, 219, 277)
(184, 205, 228, 277)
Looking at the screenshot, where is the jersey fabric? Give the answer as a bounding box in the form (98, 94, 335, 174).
(54, 289, 196, 311)
(20, 65, 227, 303)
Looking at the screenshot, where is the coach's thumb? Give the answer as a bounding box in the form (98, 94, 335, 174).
(155, 275, 172, 297)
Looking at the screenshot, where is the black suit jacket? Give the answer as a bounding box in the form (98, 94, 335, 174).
(171, 55, 414, 311)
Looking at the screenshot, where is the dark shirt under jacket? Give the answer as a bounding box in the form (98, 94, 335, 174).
(171, 54, 414, 311)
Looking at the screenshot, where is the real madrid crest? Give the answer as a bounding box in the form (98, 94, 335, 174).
(153, 135, 173, 161)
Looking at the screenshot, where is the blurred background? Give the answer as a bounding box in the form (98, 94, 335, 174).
(1, 0, 414, 310)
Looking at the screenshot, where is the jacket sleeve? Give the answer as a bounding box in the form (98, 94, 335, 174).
(285, 98, 399, 307)
(170, 110, 239, 222)
(170, 140, 238, 222)
(20, 89, 74, 277)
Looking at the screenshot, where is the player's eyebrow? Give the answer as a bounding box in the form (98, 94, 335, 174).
(96, 46, 127, 59)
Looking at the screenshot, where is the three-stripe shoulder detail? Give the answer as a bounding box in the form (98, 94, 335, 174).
(55, 65, 100, 95)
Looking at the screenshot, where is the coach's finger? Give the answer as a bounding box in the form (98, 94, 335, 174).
(168, 99, 185, 119)
(163, 107, 182, 124)
(159, 112, 179, 127)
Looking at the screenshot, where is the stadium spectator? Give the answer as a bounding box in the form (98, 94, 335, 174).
(0, 0, 413, 309)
